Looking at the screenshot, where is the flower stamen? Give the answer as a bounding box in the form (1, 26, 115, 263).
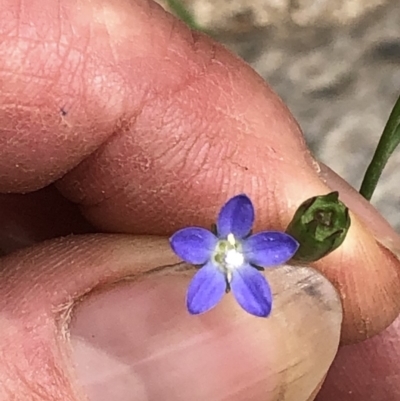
(213, 233, 245, 276)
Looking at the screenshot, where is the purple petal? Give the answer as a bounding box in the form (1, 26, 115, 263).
(230, 264, 272, 317)
(243, 231, 299, 267)
(217, 194, 254, 239)
(186, 262, 226, 314)
(170, 227, 217, 264)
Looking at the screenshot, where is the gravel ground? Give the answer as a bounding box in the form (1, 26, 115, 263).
(162, 0, 400, 231)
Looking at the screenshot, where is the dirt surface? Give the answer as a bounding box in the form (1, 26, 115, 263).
(161, 0, 400, 230)
(175, 0, 388, 30)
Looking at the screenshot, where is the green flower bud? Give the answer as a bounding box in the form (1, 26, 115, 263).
(286, 191, 351, 263)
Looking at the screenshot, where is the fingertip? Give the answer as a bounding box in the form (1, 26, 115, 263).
(315, 211, 400, 344)
(315, 163, 400, 343)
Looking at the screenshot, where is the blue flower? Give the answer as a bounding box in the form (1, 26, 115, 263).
(169, 194, 299, 317)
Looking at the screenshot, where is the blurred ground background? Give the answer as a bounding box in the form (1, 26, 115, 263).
(159, 0, 400, 231)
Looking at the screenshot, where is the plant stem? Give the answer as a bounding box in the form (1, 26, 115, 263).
(359, 94, 400, 200)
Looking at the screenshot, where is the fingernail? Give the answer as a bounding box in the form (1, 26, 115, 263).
(318, 162, 400, 258)
(69, 265, 342, 401)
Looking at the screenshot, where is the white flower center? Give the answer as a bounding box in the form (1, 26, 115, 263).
(213, 233, 245, 276)
(224, 248, 244, 268)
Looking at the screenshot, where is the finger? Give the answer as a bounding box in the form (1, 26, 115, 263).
(315, 314, 400, 401)
(1, 0, 319, 212)
(0, 186, 94, 254)
(318, 165, 400, 400)
(0, 0, 127, 192)
(0, 235, 341, 401)
(317, 163, 400, 343)
(1, 0, 399, 344)
(306, 378, 325, 401)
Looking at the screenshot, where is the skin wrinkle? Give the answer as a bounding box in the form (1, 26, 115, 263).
(59, 76, 230, 209)
(14, 0, 22, 41)
(355, 245, 391, 336)
(57, 46, 84, 99)
(0, 316, 76, 401)
(99, 8, 119, 67)
(160, 8, 217, 74)
(176, 134, 208, 179)
(55, 1, 63, 45)
(147, 90, 282, 206)
(0, 0, 18, 39)
(0, 236, 182, 401)
(58, 125, 142, 208)
(13, 362, 61, 401)
(70, 262, 332, 400)
(0, 0, 399, 349)
(8, 0, 306, 206)
(153, 92, 217, 176)
(217, 372, 268, 401)
(148, 125, 188, 163)
(0, 235, 173, 299)
(165, 11, 192, 57)
(53, 25, 225, 208)
(1, 0, 153, 191)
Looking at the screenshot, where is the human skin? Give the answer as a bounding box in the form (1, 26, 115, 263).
(0, 0, 400, 400)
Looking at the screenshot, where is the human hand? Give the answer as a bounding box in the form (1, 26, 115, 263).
(1, 0, 400, 400)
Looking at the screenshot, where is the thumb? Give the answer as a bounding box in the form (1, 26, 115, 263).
(0, 235, 341, 401)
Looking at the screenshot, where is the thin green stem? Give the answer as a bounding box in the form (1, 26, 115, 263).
(359, 94, 400, 201)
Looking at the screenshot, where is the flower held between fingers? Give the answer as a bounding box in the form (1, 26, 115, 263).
(169, 194, 299, 317)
